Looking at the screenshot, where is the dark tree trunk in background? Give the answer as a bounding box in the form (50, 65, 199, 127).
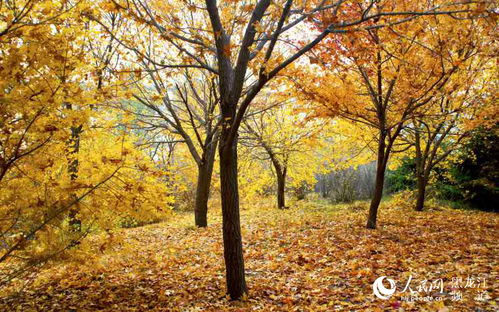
(415, 174, 427, 211)
(194, 142, 217, 227)
(274, 164, 287, 209)
(67, 124, 83, 232)
(265, 149, 287, 209)
(321, 178, 328, 198)
(277, 171, 286, 209)
(414, 133, 430, 212)
(219, 125, 247, 300)
(194, 164, 212, 227)
(367, 133, 388, 229)
(415, 161, 430, 212)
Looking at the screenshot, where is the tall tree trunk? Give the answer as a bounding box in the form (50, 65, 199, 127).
(366, 135, 387, 229)
(415, 162, 429, 212)
(321, 176, 328, 198)
(263, 145, 287, 209)
(414, 127, 426, 212)
(219, 132, 247, 300)
(276, 167, 286, 209)
(415, 174, 427, 212)
(67, 124, 83, 232)
(194, 142, 217, 227)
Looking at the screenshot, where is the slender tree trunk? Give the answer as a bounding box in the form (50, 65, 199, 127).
(415, 174, 427, 211)
(366, 135, 387, 229)
(414, 128, 426, 212)
(415, 163, 430, 212)
(194, 143, 217, 227)
(0, 165, 8, 183)
(321, 176, 328, 198)
(194, 164, 211, 227)
(276, 169, 286, 209)
(264, 146, 287, 209)
(219, 132, 247, 300)
(68, 124, 83, 232)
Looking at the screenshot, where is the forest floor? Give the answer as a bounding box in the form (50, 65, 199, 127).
(0, 197, 498, 311)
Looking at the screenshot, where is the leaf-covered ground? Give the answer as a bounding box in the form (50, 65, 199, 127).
(1, 199, 498, 311)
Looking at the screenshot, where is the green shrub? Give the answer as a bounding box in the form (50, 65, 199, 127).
(386, 157, 416, 194)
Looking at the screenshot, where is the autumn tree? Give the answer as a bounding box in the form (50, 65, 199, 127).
(66, 10, 126, 233)
(241, 101, 323, 209)
(0, 0, 172, 285)
(402, 53, 497, 211)
(87, 7, 222, 227)
(131, 70, 221, 227)
(100, 0, 486, 299)
(0, 0, 97, 282)
(295, 4, 493, 228)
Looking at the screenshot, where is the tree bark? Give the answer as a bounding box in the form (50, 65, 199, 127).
(415, 174, 427, 211)
(68, 124, 83, 232)
(414, 125, 426, 212)
(276, 168, 286, 209)
(366, 135, 388, 229)
(263, 146, 287, 209)
(320, 176, 328, 198)
(194, 142, 217, 227)
(219, 132, 247, 300)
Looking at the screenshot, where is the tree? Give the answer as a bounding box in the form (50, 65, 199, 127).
(102, 0, 485, 299)
(0, 0, 173, 286)
(89, 6, 222, 227)
(455, 124, 499, 210)
(124, 69, 221, 227)
(294, 5, 491, 228)
(399, 22, 496, 211)
(0, 0, 102, 282)
(242, 101, 322, 209)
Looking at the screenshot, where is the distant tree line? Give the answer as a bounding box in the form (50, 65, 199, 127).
(315, 163, 377, 203)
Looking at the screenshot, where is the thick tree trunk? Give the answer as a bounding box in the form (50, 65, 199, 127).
(194, 145, 217, 227)
(219, 134, 247, 300)
(276, 169, 286, 209)
(415, 174, 427, 212)
(366, 136, 387, 229)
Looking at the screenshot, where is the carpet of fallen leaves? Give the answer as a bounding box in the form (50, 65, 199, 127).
(1, 198, 498, 311)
